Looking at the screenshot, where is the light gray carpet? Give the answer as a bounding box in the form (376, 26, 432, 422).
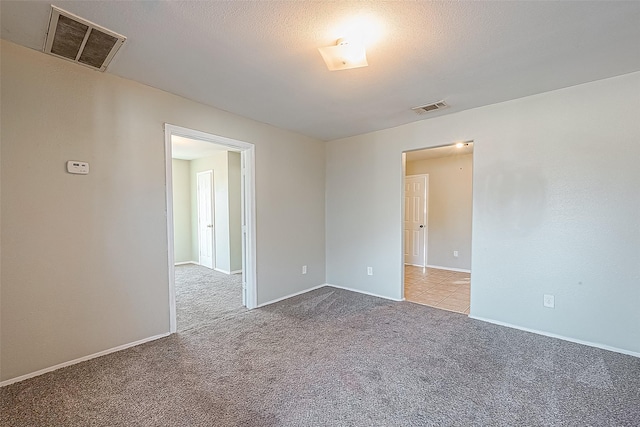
(175, 264, 245, 331)
(2, 279, 639, 426)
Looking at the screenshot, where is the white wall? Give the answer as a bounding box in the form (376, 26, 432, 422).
(172, 159, 193, 263)
(406, 154, 473, 271)
(326, 72, 640, 355)
(0, 40, 326, 382)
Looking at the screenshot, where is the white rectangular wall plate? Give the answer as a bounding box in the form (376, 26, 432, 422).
(67, 160, 89, 174)
(543, 294, 555, 308)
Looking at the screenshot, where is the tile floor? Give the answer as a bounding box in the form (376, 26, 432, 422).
(404, 265, 470, 314)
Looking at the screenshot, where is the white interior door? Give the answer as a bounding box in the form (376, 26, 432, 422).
(404, 174, 428, 266)
(197, 170, 214, 269)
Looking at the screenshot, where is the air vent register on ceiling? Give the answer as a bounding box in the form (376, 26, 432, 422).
(411, 101, 449, 115)
(43, 6, 126, 72)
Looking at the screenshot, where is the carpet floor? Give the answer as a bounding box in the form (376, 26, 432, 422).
(1, 269, 639, 426)
(175, 264, 245, 332)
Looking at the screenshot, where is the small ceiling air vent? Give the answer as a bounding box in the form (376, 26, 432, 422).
(411, 101, 449, 115)
(43, 6, 126, 72)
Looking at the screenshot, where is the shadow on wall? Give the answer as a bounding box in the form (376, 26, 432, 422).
(480, 163, 546, 237)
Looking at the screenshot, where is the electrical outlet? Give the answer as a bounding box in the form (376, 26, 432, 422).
(302, 265, 307, 275)
(367, 267, 373, 276)
(453, 250, 459, 257)
(543, 294, 555, 308)
(67, 160, 89, 175)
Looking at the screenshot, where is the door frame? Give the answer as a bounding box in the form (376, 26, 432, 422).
(164, 124, 257, 334)
(401, 141, 474, 301)
(196, 170, 215, 269)
(404, 173, 429, 267)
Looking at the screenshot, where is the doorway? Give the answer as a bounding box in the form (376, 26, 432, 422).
(402, 142, 473, 314)
(165, 124, 257, 333)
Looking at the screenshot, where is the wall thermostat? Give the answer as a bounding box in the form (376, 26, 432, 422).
(67, 161, 89, 175)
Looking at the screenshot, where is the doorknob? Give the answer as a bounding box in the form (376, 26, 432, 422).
(419, 225, 424, 228)
(207, 224, 213, 228)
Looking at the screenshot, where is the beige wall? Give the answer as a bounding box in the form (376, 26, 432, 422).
(326, 71, 640, 355)
(228, 152, 242, 272)
(406, 154, 473, 271)
(0, 40, 326, 382)
(172, 159, 193, 263)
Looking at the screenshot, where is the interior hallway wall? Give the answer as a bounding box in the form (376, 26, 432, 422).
(326, 71, 640, 355)
(172, 159, 193, 263)
(406, 153, 473, 271)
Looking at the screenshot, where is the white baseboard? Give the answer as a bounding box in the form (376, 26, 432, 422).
(257, 283, 404, 308)
(0, 332, 172, 387)
(214, 268, 242, 275)
(426, 264, 471, 273)
(257, 284, 326, 308)
(174, 261, 197, 266)
(326, 283, 403, 302)
(469, 315, 640, 358)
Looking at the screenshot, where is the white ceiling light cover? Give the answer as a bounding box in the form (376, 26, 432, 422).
(318, 38, 368, 71)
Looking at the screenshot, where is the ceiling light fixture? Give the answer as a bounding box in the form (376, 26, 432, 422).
(318, 38, 368, 71)
(456, 143, 465, 148)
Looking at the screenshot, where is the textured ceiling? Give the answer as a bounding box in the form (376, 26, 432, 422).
(2, 1, 639, 141)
